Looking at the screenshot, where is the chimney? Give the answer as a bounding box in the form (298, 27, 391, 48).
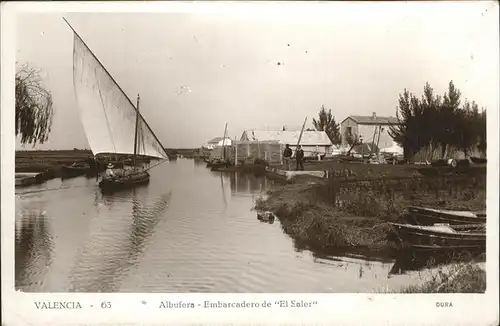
(283, 125, 286, 131)
(372, 112, 376, 120)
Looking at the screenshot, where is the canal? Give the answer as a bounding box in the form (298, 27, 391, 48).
(15, 158, 425, 293)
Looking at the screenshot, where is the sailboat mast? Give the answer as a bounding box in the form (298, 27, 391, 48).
(222, 122, 228, 161)
(133, 94, 140, 168)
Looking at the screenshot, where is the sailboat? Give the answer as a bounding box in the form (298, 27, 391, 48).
(64, 18, 169, 192)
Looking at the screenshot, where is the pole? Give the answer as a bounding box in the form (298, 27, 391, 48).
(221, 122, 228, 161)
(295, 116, 308, 152)
(371, 127, 377, 154)
(133, 94, 140, 168)
(376, 125, 382, 154)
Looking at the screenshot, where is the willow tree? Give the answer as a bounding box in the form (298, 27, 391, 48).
(312, 105, 341, 145)
(15, 64, 54, 146)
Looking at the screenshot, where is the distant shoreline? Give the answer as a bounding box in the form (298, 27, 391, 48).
(15, 148, 202, 173)
(15, 148, 200, 153)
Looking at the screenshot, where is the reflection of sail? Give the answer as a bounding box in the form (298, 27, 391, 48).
(127, 191, 172, 261)
(72, 25, 168, 160)
(15, 212, 54, 290)
(69, 191, 171, 292)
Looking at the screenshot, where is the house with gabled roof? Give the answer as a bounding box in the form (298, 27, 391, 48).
(340, 112, 401, 152)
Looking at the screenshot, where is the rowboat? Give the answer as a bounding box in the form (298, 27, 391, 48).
(65, 18, 169, 193)
(406, 206, 486, 226)
(388, 222, 486, 251)
(60, 162, 92, 179)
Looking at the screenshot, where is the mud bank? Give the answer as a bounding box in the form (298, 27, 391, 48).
(255, 175, 486, 259)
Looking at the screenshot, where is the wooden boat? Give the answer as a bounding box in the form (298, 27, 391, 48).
(388, 222, 486, 251)
(66, 18, 169, 193)
(209, 160, 231, 170)
(99, 170, 150, 193)
(15, 173, 40, 187)
(60, 162, 92, 178)
(406, 206, 486, 226)
(470, 156, 487, 164)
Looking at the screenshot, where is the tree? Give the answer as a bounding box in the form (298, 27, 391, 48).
(15, 64, 54, 146)
(388, 89, 426, 160)
(418, 82, 441, 161)
(344, 129, 361, 156)
(438, 81, 461, 158)
(312, 105, 341, 145)
(477, 109, 487, 156)
(454, 100, 478, 158)
(390, 80, 486, 161)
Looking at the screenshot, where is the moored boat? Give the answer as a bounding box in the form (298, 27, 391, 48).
(66, 18, 169, 193)
(60, 162, 92, 179)
(470, 156, 487, 164)
(406, 206, 486, 226)
(15, 173, 40, 187)
(388, 222, 486, 252)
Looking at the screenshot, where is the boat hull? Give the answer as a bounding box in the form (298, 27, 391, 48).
(60, 165, 93, 179)
(407, 206, 486, 226)
(470, 157, 487, 164)
(389, 222, 486, 252)
(99, 171, 150, 192)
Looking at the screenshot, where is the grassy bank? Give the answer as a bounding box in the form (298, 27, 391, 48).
(396, 262, 486, 293)
(255, 174, 486, 258)
(15, 148, 202, 171)
(16, 150, 93, 172)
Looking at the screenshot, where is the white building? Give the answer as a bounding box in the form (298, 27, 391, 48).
(204, 137, 232, 150)
(340, 112, 400, 151)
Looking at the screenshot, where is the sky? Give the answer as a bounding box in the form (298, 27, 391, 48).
(14, 2, 499, 150)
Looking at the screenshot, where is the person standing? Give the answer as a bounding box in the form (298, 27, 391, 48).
(283, 144, 292, 170)
(295, 145, 305, 171)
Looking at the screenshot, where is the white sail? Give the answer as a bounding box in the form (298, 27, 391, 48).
(72, 32, 168, 160)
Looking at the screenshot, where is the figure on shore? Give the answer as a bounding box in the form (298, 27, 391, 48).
(283, 144, 292, 171)
(295, 145, 305, 171)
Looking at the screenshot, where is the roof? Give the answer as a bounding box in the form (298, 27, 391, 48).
(241, 130, 333, 146)
(208, 136, 231, 144)
(342, 115, 400, 125)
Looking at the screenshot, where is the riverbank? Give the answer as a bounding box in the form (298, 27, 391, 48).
(255, 173, 486, 259)
(16, 149, 93, 173)
(397, 262, 486, 293)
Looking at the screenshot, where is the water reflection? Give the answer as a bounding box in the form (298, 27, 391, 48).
(69, 189, 172, 292)
(220, 174, 227, 209)
(228, 172, 272, 195)
(15, 160, 436, 293)
(15, 210, 54, 290)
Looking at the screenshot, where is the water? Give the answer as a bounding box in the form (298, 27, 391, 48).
(15, 159, 426, 293)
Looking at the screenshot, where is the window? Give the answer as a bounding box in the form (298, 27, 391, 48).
(346, 127, 352, 136)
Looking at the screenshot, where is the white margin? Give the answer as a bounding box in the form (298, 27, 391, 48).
(1, 1, 499, 325)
